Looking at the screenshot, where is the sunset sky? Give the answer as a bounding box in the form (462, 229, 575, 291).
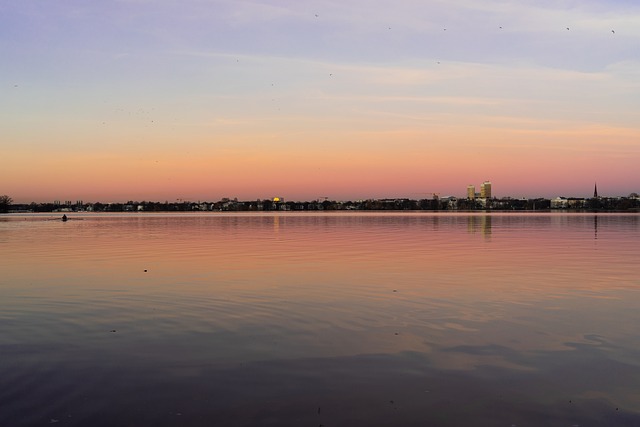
(2, 0, 639, 203)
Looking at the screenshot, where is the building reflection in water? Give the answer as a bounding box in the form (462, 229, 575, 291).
(467, 215, 492, 239)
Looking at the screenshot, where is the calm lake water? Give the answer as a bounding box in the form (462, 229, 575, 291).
(1, 212, 639, 426)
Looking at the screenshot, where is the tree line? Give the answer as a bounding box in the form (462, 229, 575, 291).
(0, 195, 13, 213)
(3, 194, 640, 213)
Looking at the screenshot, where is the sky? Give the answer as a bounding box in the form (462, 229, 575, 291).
(2, 0, 639, 203)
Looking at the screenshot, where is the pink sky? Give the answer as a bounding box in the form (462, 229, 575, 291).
(2, 1, 639, 203)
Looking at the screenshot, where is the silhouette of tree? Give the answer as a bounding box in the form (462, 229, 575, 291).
(0, 195, 12, 213)
(586, 197, 602, 210)
(321, 200, 334, 210)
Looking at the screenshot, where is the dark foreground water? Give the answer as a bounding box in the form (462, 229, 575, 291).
(1, 212, 639, 426)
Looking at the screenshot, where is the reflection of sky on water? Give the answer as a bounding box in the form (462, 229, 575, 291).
(1, 213, 639, 426)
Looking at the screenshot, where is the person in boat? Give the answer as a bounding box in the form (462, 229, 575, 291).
(62, 214, 68, 221)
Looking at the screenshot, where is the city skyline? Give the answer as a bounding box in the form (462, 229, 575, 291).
(4, 179, 635, 205)
(2, 1, 640, 204)
(7, 180, 640, 207)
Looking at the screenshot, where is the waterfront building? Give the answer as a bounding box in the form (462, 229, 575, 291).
(551, 197, 569, 209)
(467, 185, 475, 200)
(480, 181, 492, 198)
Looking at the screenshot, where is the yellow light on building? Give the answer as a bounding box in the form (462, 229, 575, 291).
(480, 181, 492, 198)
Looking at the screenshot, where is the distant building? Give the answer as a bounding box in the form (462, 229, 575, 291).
(593, 182, 598, 198)
(480, 181, 492, 198)
(467, 185, 475, 200)
(551, 197, 569, 209)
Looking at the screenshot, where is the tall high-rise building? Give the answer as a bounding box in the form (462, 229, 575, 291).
(480, 181, 492, 198)
(467, 185, 476, 200)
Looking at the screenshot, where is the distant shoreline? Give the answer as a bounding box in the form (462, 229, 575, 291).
(5, 195, 640, 214)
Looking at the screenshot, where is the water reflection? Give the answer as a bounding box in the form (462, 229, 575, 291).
(1, 213, 639, 426)
(466, 214, 492, 238)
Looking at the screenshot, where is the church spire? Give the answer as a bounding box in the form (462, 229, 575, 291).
(593, 182, 598, 198)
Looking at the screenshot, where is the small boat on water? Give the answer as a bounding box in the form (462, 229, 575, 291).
(47, 214, 82, 221)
